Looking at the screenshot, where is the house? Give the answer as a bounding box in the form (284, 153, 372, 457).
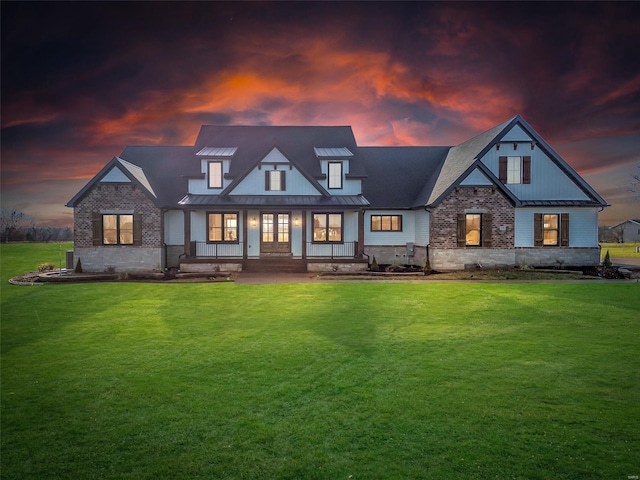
(66, 115, 608, 273)
(609, 219, 640, 243)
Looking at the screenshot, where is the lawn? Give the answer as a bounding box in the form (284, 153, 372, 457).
(600, 242, 640, 261)
(1, 243, 639, 479)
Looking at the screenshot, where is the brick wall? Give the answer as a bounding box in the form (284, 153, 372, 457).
(73, 184, 163, 272)
(74, 184, 162, 247)
(430, 186, 515, 248)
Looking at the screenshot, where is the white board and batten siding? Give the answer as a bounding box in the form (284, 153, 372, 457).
(460, 167, 494, 186)
(515, 208, 600, 247)
(231, 148, 322, 196)
(101, 166, 130, 183)
(480, 126, 589, 202)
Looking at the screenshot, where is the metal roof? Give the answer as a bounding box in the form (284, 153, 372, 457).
(519, 200, 604, 207)
(179, 194, 369, 208)
(196, 147, 237, 157)
(314, 147, 353, 158)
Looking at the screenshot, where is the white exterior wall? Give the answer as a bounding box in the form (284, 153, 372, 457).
(364, 210, 415, 245)
(515, 207, 600, 247)
(460, 168, 493, 186)
(318, 160, 362, 195)
(188, 159, 232, 194)
(163, 210, 184, 245)
(231, 165, 321, 195)
(190, 211, 245, 243)
(415, 209, 430, 246)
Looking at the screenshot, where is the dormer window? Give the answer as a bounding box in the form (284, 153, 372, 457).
(265, 169, 286, 191)
(208, 161, 223, 189)
(328, 162, 342, 189)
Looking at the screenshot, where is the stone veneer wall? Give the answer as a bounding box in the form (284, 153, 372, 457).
(430, 186, 515, 270)
(364, 245, 427, 267)
(73, 184, 163, 272)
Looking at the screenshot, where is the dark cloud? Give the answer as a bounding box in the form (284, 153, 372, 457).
(2, 1, 639, 225)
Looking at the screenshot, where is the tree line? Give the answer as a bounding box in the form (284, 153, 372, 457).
(1, 208, 73, 243)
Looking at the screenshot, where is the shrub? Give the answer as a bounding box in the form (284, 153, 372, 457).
(603, 249, 612, 268)
(74, 258, 83, 273)
(38, 262, 55, 272)
(370, 256, 379, 272)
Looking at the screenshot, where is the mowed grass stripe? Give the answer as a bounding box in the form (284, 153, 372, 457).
(1, 244, 639, 479)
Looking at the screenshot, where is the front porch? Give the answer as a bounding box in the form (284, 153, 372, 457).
(180, 241, 368, 273)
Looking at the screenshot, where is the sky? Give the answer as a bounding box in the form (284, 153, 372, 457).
(2, 1, 639, 227)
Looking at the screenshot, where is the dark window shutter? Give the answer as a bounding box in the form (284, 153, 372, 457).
(560, 213, 569, 246)
(133, 214, 143, 246)
(523, 156, 531, 184)
(482, 213, 493, 248)
(457, 213, 466, 247)
(265, 171, 270, 191)
(92, 213, 102, 246)
(499, 156, 507, 183)
(534, 213, 543, 246)
(280, 171, 286, 191)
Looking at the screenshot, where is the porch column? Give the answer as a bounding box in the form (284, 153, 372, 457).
(357, 209, 365, 257)
(184, 209, 192, 257)
(242, 211, 248, 259)
(301, 209, 307, 260)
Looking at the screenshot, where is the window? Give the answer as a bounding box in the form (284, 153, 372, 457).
(499, 156, 531, 184)
(313, 213, 343, 242)
(371, 215, 402, 232)
(102, 214, 134, 245)
(457, 213, 493, 248)
(265, 170, 286, 191)
(208, 161, 223, 189)
(207, 213, 238, 243)
(465, 214, 482, 246)
(534, 213, 569, 247)
(543, 214, 559, 245)
(328, 162, 342, 189)
(507, 156, 521, 184)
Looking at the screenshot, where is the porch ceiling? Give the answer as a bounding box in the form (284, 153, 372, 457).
(178, 194, 370, 208)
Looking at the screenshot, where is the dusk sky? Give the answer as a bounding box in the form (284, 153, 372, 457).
(2, 1, 639, 227)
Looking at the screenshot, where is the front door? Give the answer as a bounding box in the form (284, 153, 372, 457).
(261, 212, 291, 254)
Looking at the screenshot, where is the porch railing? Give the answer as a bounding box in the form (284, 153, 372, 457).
(193, 241, 243, 258)
(306, 241, 357, 258)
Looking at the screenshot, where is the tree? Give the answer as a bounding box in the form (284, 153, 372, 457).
(628, 164, 640, 201)
(0, 208, 32, 242)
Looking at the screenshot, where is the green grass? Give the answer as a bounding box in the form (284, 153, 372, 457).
(2, 243, 639, 479)
(600, 242, 640, 260)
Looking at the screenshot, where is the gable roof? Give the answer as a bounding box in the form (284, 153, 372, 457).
(425, 117, 515, 206)
(66, 156, 163, 207)
(610, 219, 640, 228)
(67, 116, 607, 212)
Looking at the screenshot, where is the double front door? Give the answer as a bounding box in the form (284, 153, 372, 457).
(261, 212, 291, 253)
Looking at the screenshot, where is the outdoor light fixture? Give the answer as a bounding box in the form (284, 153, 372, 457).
(294, 218, 300, 227)
(251, 217, 257, 227)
